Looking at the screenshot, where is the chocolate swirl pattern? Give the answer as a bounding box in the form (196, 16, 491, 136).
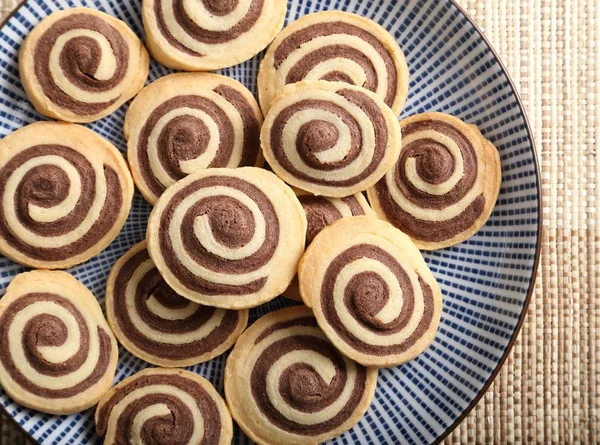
(258, 11, 409, 115)
(142, 0, 286, 70)
(367, 112, 502, 250)
(261, 81, 402, 197)
(0, 122, 134, 269)
(96, 368, 233, 445)
(283, 190, 374, 302)
(19, 8, 149, 123)
(106, 241, 249, 367)
(298, 216, 443, 367)
(0, 270, 118, 415)
(147, 167, 306, 309)
(126, 73, 264, 205)
(225, 306, 378, 445)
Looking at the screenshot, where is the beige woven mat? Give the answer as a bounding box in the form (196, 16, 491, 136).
(0, 0, 598, 443)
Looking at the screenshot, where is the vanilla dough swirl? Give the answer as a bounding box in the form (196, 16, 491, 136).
(367, 112, 502, 250)
(143, 0, 286, 70)
(106, 241, 248, 367)
(299, 216, 443, 367)
(258, 11, 409, 115)
(225, 306, 378, 445)
(261, 80, 402, 197)
(19, 8, 149, 123)
(0, 270, 118, 415)
(96, 368, 233, 445)
(0, 122, 134, 269)
(125, 73, 264, 205)
(147, 167, 306, 309)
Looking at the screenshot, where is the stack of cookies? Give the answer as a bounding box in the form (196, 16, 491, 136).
(0, 3, 501, 444)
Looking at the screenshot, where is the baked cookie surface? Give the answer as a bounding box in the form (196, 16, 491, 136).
(142, 0, 286, 70)
(126, 73, 264, 204)
(258, 10, 409, 115)
(0, 270, 118, 415)
(367, 112, 502, 250)
(147, 167, 306, 309)
(0, 121, 134, 269)
(19, 7, 149, 123)
(225, 305, 378, 445)
(261, 80, 402, 197)
(106, 241, 248, 367)
(298, 216, 443, 367)
(96, 367, 232, 445)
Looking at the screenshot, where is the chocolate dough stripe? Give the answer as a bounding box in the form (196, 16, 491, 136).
(321, 244, 435, 355)
(0, 145, 123, 261)
(155, 0, 264, 52)
(341, 195, 366, 215)
(158, 175, 279, 295)
(0, 293, 112, 397)
(249, 318, 369, 435)
(138, 95, 236, 197)
(112, 247, 240, 359)
(96, 373, 221, 443)
(274, 22, 397, 107)
(398, 120, 478, 208)
(34, 13, 128, 115)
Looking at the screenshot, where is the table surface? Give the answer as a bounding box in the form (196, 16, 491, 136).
(0, 0, 598, 443)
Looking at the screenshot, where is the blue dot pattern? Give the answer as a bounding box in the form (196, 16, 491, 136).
(0, 0, 539, 443)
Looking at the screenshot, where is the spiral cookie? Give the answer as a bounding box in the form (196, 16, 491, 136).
(142, 0, 286, 71)
(106, 241, 248, 367)
(298, 216, 442, 367)
(0, 270, 118, 414)
(19, 8, 149, 123)
(258, 11, 409, 115)
(225, 306, 377, 445)
(367, 112, 502, 250)
(125, 73, 264, 205)
(283, 190, 374, 302)
(261, 80, 402, 197)
(147, 167, 306, 309)
(0, 122, 134, 269)
(96, 368, 233, 445)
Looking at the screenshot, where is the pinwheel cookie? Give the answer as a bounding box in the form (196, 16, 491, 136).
(106, 241, 248, 367)
(261, 80, 402, 197)
(147, 167, 306, 309)
(142, 0, 286, 70)
(0, 270, 118, 414)
(298, 216, 443, 367)
(225, 306, 378, 445)
(367, 112, 502, 250)
(258, 11, 409, 115)
(96, 368, 232, 445)
(0, 122, 134, 269)
(125, 73, 264, 204)
(19, 7, 149, 123)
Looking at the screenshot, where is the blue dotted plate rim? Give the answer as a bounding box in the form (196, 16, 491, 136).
(0, 0, 542, 443)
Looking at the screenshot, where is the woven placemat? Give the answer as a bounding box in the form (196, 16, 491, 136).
(0, 0, 598, 444)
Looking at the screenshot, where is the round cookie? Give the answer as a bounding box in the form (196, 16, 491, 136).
(258, 10, 409, 115)
(142, 0, 286, 71)
(19, 7, 149, 123)
(125, 73, 264, 205)
(261, 80, 402, 197)
(366, 112, 502, 250)
(224, 306, 378, 445)
(147, 167, 306, 309)
(96, 368, 233, 445)
(298, 216, 443, 367)
(0, 121, 134, 269)
(0, 270, 118, 415)
(106, 241, 249, 367)
(283, 190, 374, 302)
